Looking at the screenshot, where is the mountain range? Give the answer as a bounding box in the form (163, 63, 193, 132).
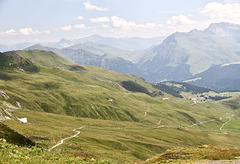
(138, 22, 240, 82)
(185, 62, 240, 92)
(45, 34, 165, 51)
(0, 35, 165, 52)
(25, 43, 147, 78)
(3, 22, 240, 92)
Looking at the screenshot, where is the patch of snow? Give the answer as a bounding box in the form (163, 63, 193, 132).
(18, 118, 27, 123)
(184, 77, 202, 82)
(19, 68, 25, 72)
(16, 101, 21, 109)
(221, 62, 240, 67)
(5, 116, 11, 120)
(162, 98, 169, 100)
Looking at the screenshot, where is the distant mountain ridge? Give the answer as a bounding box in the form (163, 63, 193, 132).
(185, 62, 240, 92)
(25, 43, 148, 78)
(138, 22, 240, 82)
(1, 35, 165, 52)
(45, 34, 165, 51)
(25, 22, 240, 92)
(68, 42, 141, 62)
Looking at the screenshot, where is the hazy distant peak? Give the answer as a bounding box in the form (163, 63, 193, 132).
(81, 42, 95, 45)
(161, 33, 178, 46)
(189, 29, 201, 33)
(89, 34, 105, 39)
(59, 37, 68, 42)
(25, 44, 44, 49)
(205, 22, 240, 37)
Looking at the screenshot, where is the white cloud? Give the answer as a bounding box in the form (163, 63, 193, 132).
(83, 1, 108, 11)
(166, 15, 212, 33)
(224, 0, 240, 3)
(155, 2, 240, 36)
(59, 24, 90, 30)
(43, 30, 50, 34)
(90, 17, 110, 23)
(60, 25, 72, 31)
(1, 29, 17, 35)
(74, 16, 84, 20)
(74, 24, 86, 29)
(110, 16, 158, 30)
(201, 2, 240, 24)
(19, 28, 42, 35)
(1, 28, 50, 36)
(167, 15, 195, 25)
(145, 23, 157, 28)
(102, 24, 110, 28)
(111, 16, 136, 30)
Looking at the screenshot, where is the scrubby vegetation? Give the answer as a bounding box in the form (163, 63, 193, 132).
(121, 80, 149, 93)
(144, 145, 240, 163)
(0, 139, 113, 164)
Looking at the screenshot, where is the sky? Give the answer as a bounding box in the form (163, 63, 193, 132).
(0, 0, 240, 45)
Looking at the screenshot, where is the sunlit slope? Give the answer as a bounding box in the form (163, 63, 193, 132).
(0, 50, 164, 122)
(0, 50, 236, 125)
(1, 50, 240, 162)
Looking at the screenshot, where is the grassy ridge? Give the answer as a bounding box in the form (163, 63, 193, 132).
(4, 110, 240, 162)
(144, 145, 240, 163)
(0, 50, 166, 121)
(0, 123, 35, 147)
(1, 50, 240, 162)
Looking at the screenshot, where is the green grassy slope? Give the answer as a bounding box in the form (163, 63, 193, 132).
(1, 50, 240, 162)
(0, 51, 39, 72)
(0, 123, 35, 147)
(15, 50, 72, 67)
(144, 145, 240, 163)
(0, 50, 165, 122)
(4, 110, 240, 162)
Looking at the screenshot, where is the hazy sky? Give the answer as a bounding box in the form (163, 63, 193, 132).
(0, 0, 240, 45)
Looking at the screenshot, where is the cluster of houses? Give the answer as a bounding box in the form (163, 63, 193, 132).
(190, 94, 231, 104)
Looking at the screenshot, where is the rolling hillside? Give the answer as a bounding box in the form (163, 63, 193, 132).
(1, 50, 240, 162)
(26, 44, 147, 79)
(0, 50, 164, 121)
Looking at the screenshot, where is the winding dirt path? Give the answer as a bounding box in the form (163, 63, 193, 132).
(189, 116, 232, 131)
(220, 117, 231, 130)
(189, 119, 216, 127)
(48, 127, 84, 151)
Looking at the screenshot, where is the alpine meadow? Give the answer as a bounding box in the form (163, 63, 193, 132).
(1, 0, 240, 163)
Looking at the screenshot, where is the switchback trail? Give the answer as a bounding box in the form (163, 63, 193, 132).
(48, 127, 84, 151)
(220, 117, 231, 130)
(189, 116, 232, 131)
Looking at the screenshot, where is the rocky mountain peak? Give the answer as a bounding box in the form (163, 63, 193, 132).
(205, 22, 240, 37)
